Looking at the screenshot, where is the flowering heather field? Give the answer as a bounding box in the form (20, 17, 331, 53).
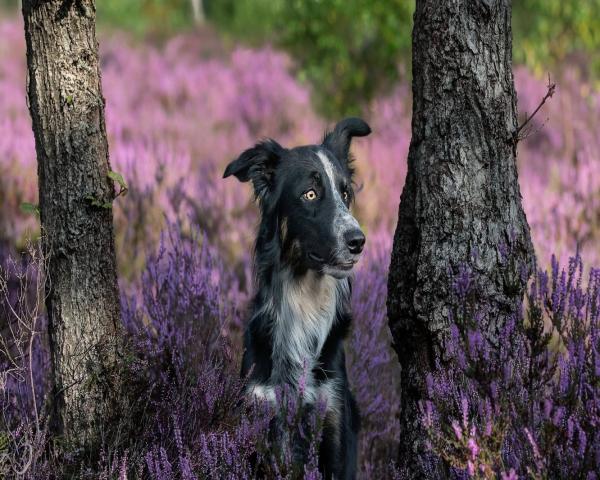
(1, 14, 599, 479)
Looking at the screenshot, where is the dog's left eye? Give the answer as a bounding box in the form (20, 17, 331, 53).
(303, 189, 318, 201)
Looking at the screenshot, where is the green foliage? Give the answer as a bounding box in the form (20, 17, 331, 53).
(6, 0, 598, 115)
(19, 202, 39, 216)
(84, 171, 128, 209)
(279, 0, 413, 117)
(107, 170, 129, 197)
(85, 196, 113, 209)
(96, 0, 194, 37)
(209, 0, 414, 118)
(206, 0, 283, 42)
(513, 0, 600, 80)
(209, 0, 600, 116)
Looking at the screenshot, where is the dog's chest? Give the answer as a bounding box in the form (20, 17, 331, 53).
(276, 272, 340, 363)
(251, 272, 348, 417)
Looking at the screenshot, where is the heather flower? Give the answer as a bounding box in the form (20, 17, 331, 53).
(501, 468, 518, 480)
(467, 437, 479, 460)
(422, 254, 600, 478)
(452, 420, 463, 441)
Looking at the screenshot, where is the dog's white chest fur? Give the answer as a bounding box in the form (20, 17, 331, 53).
(276, 270, 339, 367)
(250, 270, 348, 412)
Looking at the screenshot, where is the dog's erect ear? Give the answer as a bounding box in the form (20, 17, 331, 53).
(223, 139, 285, 198)
(322, 117, 371, 166)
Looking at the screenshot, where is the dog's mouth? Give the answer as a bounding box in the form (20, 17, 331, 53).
(321, 260, 358, 279)
(309, 252, 357, 272)
(331, 261, 355, 271)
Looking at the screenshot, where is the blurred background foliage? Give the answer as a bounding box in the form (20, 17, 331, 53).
(98, 0, 193, 36)
(207, 0, 414, 117)
(1, 0, 599, 117)
(513, 0, 600, 79)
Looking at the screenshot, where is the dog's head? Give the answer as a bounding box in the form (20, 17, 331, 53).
(224, 117, 371, 278)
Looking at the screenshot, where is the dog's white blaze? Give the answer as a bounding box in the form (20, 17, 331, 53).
(316, 150, 360, 243)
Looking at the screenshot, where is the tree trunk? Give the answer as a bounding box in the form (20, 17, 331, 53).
(387, 0, 534, 476)
(190, 0, 205, 25)
(22, 0, 122, 448)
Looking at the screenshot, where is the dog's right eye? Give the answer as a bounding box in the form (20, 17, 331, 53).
(303, 189, 318, 201)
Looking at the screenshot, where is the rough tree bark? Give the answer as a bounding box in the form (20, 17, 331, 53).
(387, 0, 534, 476)
(22, 0, 122, 447)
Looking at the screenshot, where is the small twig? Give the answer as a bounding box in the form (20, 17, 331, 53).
(516, 74, 556, 142)
(519, 116, 551, 142)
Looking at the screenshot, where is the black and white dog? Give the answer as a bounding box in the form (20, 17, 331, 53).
(224, 118, 371, 479)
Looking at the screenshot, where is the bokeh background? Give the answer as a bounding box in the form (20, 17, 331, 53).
(0, 1, 599, 476)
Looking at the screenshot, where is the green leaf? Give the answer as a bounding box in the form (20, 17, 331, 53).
(20, 202, 39, 216)
(85, 195, 101, 207)
(108, 170, 128, 192)
(85, 195, 113, 209)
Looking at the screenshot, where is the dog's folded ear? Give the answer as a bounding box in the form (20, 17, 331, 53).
(223, 139, 285, 198)
(322, 117, 371, 167)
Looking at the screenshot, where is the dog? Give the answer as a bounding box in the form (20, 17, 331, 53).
(224, 117, 371, 479)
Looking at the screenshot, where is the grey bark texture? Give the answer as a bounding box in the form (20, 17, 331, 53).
(387, 0, 534, 477)
(22, 0, 122, 447)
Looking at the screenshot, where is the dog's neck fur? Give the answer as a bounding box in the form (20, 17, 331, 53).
(254, 261, 350, 400)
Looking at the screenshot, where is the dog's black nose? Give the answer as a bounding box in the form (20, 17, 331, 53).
(345, 229, 366, 254)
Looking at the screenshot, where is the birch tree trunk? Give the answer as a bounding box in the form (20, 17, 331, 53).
(22, 0, 122, 448)
(190, 0, 205, 24)
(387, 0, 534, 476)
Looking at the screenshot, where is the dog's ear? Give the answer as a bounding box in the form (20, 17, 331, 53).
(223, 139, 285, 198)
(322, 117, 371, 168)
